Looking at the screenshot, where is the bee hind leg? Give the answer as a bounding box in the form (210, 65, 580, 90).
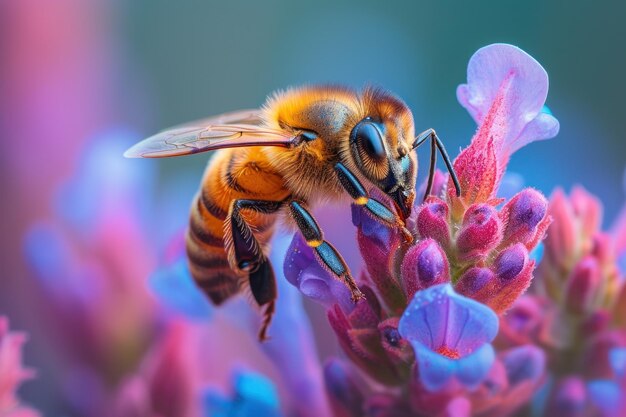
(289, 201, 364, 303)
(229, 199, 283, 341)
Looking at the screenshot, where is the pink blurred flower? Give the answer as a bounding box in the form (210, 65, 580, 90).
(0, 317, 39, 417)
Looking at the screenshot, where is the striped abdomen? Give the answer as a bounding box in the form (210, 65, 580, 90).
(186, 147, 290, 305)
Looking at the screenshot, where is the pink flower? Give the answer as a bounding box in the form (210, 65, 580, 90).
(0, 317, 39, 417)
(449, 44, 559, 219)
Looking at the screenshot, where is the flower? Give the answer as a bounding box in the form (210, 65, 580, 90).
(203, 370, 283, 417)
(448, 44, 559, 220)
(398, 284, 499, 391)
(283, 43, 557, 417)
(499, 186, 626, 416)
(0, 317, 39, 417)
(456, 44, 559, 166)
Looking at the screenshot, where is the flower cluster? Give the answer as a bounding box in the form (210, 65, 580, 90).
(285, 44, 558, 416)
(498, 186, 626, 416)
(13, 42, 626, 417)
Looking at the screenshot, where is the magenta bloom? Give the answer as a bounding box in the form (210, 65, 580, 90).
(456, 43, 559, 165)
(0, 317, 38, 417)
(399, 284, 499, 392)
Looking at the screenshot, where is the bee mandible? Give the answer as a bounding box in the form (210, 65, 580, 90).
(125, 86, 461, 340)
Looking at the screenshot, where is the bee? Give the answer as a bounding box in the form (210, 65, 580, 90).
(125, 86, 460, 340)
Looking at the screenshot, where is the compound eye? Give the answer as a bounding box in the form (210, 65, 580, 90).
(351, 120, 387, 162)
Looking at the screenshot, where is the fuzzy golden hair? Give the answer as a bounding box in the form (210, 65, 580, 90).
(261, 85, 416, 203)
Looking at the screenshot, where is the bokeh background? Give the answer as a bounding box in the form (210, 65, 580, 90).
(2, 0, 626, 414)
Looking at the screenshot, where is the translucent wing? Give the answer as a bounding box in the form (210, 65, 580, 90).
(124, 109, 298, 158)
(171, 109, 264, 129)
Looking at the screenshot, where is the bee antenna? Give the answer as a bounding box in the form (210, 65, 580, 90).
(413, 129, 461, 200)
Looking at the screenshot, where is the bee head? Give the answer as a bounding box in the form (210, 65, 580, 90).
(349, 116, 417, 220)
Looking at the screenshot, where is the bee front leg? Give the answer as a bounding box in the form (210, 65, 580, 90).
(334, 162, 413, 243)
(229, 199, 283, 341)
(288, 201, 364, 303)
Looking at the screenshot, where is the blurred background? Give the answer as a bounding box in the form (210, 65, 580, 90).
(2, 0, 625, 415)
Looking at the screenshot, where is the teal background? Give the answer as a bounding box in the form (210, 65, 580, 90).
(123, 1, 626, 221)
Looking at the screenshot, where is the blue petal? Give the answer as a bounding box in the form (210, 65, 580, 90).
(617, 251, 626, 276)
(283, 233, 351, 310)
(609, 347, 626, 379)
(203, 370, 283, 417)
(413, 343, 456, 391)
(455, 344, 496, 390)
(399, 284, 499, 391)
(587, 380, 622, 416)
(149, 258, 212, 320)
(398, 284, 499, 354)
(234, 371, 280, 409)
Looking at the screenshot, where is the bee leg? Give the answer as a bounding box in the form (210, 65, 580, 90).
(334, 162, 413, 243)
(289, 201, 364, 303)
(412, 128, 462, 200)
(229, 199, 283, 341)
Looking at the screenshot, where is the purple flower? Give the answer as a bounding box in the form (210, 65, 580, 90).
(456, 44, 559, 162)
(399, 284, 499, 391)
(449, 44, 558, 220)
(283, 233, 352, 312)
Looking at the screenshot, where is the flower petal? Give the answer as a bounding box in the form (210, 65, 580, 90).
(283, 233, 352, 311)
(456, 43, 559, 158)
(456, 344, 496, 390)
(399, 284, 499, 391)
(413, 343, 456, 391)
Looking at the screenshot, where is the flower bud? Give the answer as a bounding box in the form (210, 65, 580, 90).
(543, 189, 577, 269)
(401, 239, 450, 299)
(564, 256, 601, 315)
(378, 317, 413, 365)
(352, 200, 405, 311)
(500, 188, 548, 247)
(488, 244, 533, 313)
(581, 331, 626, 379)
(416, 199, 451, 247)
(500, 345, 546, 386)
(455, 267, 497, 302)
(590, 233, 612, 265)
(494, 244, 528, 281)
(546, 377, 587, 417)
(456, 204, 502, 261)
(570, 186, 602, 242)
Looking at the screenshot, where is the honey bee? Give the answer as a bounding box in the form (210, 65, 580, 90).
(125, 86, 460, 340)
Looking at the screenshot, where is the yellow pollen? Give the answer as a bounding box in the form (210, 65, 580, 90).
(307, 239, 323, 248)
(355, 196, 369, 205)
